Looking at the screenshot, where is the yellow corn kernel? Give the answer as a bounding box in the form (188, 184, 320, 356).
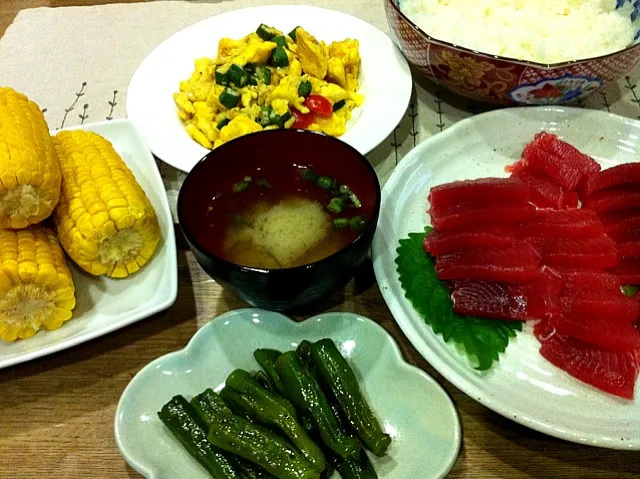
(0, 87, 61, 229)
(53, 130, 161, 279)
(0, 227, 76, 342)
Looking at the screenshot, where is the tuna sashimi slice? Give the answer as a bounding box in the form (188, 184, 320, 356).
(581, 163, 640, 199)
(608, 257, 640, 285)
(549, 314, 640, 351)
(423, 226, 519, 256)
(582, 185, 640, 215)
(561, 294, 639, 324)
(428, 177, 531, 211)
(618, 242, 640, 259)
(451, 273, 561, 321)
(539, 331, 639, 399)
(601, 211, 640, 242)
(430, 203, 537, 231)
(429, 203, 536, 230)
(534, 132, 601, 175)
(509, 164, 566, 209)
(533, 316, 557, 341)
(520, 132, 601, 191)
(606, 229, 640, 244)
(435, 244, 541, 283)
(555, 269, 622, 295)
(521, 143, 581, 192)
(517, 209, 604, 239)
(526, 236, 619, 269)
(608, 228, 640, 245)
(564, 192, 580, 209)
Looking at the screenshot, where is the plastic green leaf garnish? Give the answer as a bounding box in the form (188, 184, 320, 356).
(395, 227, 522, 371)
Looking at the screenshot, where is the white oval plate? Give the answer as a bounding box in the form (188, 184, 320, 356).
(373, 106, 640, 450)
(0, 119, 177, 369)
(115, 309, 461, 478)
(126, 5, 412, 172)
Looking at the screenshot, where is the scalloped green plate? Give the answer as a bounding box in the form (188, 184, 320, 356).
(114, 309, 460, 478)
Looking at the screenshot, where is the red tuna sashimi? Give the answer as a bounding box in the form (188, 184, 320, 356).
(451, 273, 561, 320)
(601, 211, 640, 242)
(423, 226, 518, 256)
(509, 164, 566, 209)
(549, 314, 640, 351)
(533, 316, 556, 341)
(564, 192, 580, 209)
(561, 294, 639, 324)
(428, 177, 531, 211)
(607, 229, 640, 245)
(526, 236, 618, 269)
(618, 242, 640, 258)
(555, 269, 622, 295)
(582, 185, 640, 215)
(605, 228, 640, 244)
(517, 209, 604, 239)
(435, 244, 541, 283)
(581, 163, 640, 199)
(608, 257, 640, 285)
(430, 203, 536, 231)
(520, 132, 601, 191)
(539, 332, 639, 399)
(535, 132, 601, 176)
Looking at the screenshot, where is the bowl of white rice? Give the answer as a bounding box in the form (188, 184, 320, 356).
(385, 0, 640, 104)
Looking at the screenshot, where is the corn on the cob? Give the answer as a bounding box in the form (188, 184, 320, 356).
(0, 226, 76, 342)
(52, 130, 161, 278)
(0, 87, 61, 229)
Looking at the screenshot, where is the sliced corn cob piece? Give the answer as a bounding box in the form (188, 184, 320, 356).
(53, 130, 161, 278)
(0, 226, 76, 342)
(0, 87, 61, 229)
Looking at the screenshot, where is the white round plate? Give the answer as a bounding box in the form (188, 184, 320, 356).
(126, 5, 412, 172)
(115, 309, 460, 478)
(372, 106, 640, 450)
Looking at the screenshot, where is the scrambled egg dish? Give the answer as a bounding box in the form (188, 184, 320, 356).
(174, 24, 363, 149)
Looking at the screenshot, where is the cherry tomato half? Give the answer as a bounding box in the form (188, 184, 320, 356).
(291, 108, 315, 129)
(304, 94, 332, 118)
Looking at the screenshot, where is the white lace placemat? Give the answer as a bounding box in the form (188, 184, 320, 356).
(2, 0, 638, 221)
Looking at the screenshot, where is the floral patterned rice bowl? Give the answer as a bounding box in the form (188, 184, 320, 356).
(385, 0, 640, 105)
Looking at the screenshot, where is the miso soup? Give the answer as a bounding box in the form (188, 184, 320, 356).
(197, 164, 374, 269)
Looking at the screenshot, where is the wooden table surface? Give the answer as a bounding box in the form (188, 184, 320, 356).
(1, 2, 640, 478)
